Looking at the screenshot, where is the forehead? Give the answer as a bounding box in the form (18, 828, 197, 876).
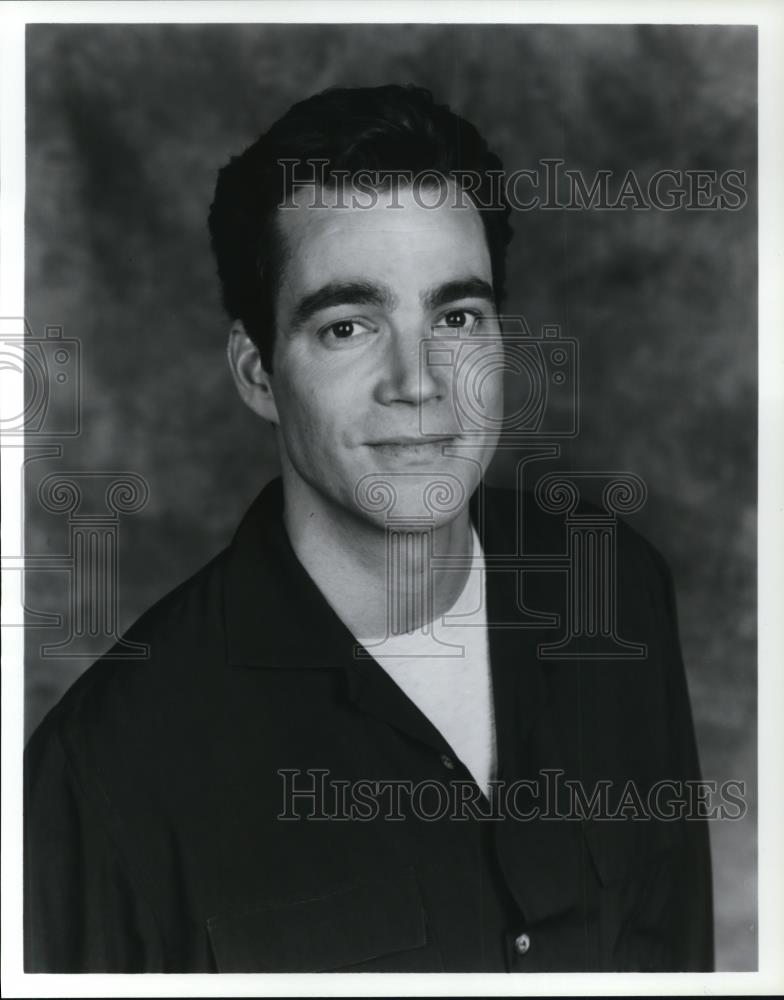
(275, 183, 492, 295)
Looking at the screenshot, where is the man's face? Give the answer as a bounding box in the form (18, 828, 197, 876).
(267, 183, 503, 529)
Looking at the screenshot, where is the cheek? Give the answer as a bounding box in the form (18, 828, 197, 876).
(274, 367, 351, 453)
(457, 345, 505, 420)
(492, 372, 506, 417)
(276, 388, 319, 450)
(484, 352, 506, 419)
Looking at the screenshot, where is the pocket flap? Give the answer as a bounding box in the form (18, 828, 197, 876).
(583, 819, 684, 887)
(207, 867, 427, 972)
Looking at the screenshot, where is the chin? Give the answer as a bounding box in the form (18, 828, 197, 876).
(351, 466, 476, 528)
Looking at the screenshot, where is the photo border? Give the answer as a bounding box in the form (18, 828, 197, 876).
(2, 1, 781, 996)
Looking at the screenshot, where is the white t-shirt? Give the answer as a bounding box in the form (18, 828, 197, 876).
(357, 528, 497, 797)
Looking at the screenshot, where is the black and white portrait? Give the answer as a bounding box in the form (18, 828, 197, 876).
(2, 5, 775, 992)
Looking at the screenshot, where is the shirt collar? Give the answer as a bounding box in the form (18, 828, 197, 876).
(223, 477, 357, 669)
(221, 475, 545, 683)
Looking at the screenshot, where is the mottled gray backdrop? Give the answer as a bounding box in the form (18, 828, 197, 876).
(23, 23, 756, 970)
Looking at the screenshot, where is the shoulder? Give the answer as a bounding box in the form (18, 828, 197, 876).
(26, 545, 231, 774)
(479, 480, 671, 581)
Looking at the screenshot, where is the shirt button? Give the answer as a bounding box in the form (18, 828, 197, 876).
(514, 932, 531, 956)
(440, 753, 455, 770)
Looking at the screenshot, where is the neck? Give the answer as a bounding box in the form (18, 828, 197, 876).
(282, 478, 475, 641)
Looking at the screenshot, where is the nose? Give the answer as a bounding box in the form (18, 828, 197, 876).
(374, 321, 445, 407)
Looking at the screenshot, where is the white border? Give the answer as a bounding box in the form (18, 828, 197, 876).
(0, 0, 776, 24)
(0, 6, 27, 996)
(1, 1, 782, 996)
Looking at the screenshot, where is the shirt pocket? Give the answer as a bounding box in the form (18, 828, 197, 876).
(206, 866, 433, 972)
(582, 817, 684, 888)
(582, 820, 685, 970)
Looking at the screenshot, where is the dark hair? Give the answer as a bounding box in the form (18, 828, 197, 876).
(208, 84, 513, 372)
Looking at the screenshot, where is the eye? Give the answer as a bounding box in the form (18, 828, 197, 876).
(318, 317, 378, 346)
(433, 308, 480, 332)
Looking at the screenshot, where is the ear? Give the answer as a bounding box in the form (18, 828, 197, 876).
(226, 321, 279, 425)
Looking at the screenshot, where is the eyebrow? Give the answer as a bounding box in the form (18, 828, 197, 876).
(422, 278, 496, 312)
(289, 281, 397, 331)
(288, 275, 496, 331)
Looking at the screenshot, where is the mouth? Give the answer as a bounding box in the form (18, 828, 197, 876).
(367, 436, 456, 447)
(364, 436, 459, 460)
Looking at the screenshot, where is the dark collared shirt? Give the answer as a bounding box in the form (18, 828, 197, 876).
(24, 479, 714, 972)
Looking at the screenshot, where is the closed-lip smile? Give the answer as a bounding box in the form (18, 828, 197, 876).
(367, 436, 456, 446)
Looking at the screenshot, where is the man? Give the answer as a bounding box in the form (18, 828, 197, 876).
(24, 84, 713, 972)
